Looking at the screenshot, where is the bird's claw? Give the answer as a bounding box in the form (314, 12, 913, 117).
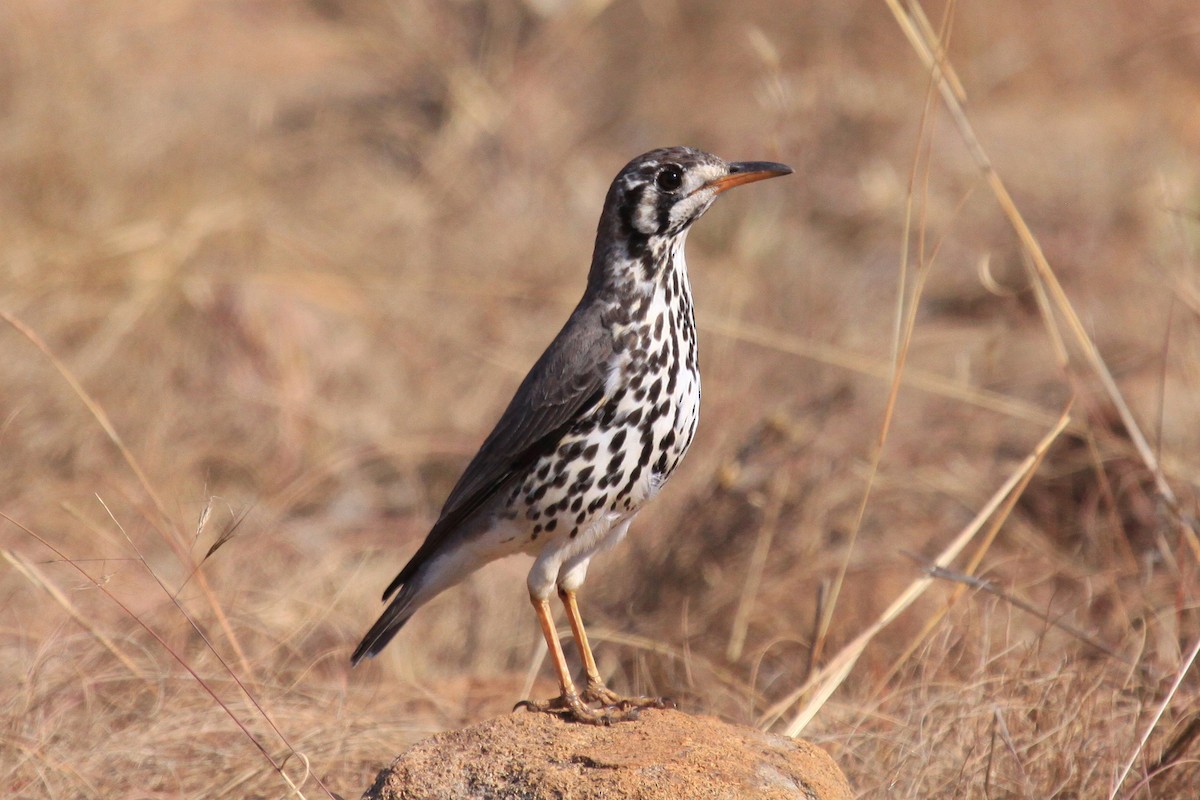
(583, 681, 674, 711)
(513, 690, 647, 725)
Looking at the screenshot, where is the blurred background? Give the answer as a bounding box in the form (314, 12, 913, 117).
(2, 0, 1199, 796)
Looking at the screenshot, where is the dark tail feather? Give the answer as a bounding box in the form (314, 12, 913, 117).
(351, 590, 416, 666)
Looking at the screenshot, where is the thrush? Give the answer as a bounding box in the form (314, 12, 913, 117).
(353, 146, 792, 724)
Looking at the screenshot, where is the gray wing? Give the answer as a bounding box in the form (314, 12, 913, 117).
(380, 300, 614, 601)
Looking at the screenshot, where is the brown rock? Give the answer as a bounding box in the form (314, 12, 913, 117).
(360, 708, 852, 799)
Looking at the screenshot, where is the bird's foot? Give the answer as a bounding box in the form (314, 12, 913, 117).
(513, 690, 643, 725)
(582, 680, 675, 712)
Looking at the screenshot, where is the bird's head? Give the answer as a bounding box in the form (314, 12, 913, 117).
(590, 146, 792, 290)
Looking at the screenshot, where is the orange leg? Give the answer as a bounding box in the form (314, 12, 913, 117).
(515, 597, 626, 724)
(557, 587, 673, 712)
(534, 596, 579, 700)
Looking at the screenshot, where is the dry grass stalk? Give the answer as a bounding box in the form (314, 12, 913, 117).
(882, 0, 1199, 558)
(764, 407, 1071, 735)
(703, 317, 1067, 431)
(726, 470, 790, 662)
(920, 563, 1132, 666)
(0, 543, 150, 683)
(0, 310, 253, 675)
(1111, 635, 1200, 799)
(812, 2, 953, 674)
(5, 517, 337, 799)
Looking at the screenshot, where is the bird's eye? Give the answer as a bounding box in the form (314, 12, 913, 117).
(655, 165, 683, 192)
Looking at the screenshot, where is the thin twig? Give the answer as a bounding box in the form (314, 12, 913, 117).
(1, 548, 152, 682)
(916, 561, 1132, 666)
(92, 496, 325, 789)
(871, 422, 1056, 692)
(1151, 716, 1200, 777)
(1113, 635, 1200, 799)
(806, 580, 829, 684)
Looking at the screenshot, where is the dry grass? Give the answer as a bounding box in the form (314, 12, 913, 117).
(2, 1, 1200, 797)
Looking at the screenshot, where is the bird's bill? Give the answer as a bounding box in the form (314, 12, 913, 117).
(704, 161, 793, 194)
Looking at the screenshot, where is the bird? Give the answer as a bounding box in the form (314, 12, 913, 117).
(353, 146, 792, 724)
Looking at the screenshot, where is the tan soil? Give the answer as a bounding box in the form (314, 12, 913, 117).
(360, 708, 851, 799)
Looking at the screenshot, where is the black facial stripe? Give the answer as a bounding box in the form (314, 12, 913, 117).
(617, 185, 641, 233)
(618, 185, 649, 259)
(656, 195, 672, 234)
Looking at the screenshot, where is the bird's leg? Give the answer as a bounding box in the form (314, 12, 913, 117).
(558, 587, 673, 712)
(558, 586, 619, 705)
(514, 596, 628, 725)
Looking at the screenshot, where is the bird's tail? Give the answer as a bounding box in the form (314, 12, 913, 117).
(350, 587, 418, 666)
(352, 525, 476, 664)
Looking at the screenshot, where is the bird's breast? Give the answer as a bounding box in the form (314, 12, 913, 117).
(602, 272, 700, 495)
(494, 271, 700, 556)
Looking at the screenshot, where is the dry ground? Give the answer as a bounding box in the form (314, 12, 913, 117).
(2, 1, 1200, 797)
(359, 709, 852, 800)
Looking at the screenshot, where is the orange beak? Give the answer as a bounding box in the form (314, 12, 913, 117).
(704, 161, 793, 194)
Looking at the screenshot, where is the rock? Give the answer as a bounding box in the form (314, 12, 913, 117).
(360, 708, 852, 799)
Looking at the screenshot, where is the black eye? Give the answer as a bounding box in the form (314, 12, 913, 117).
(655, 165, 683, 192)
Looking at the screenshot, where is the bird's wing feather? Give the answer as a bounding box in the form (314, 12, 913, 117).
(382, 301, 613, 600)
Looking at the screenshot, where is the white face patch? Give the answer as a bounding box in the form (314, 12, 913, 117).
(668, 163, 725, 233)
(667, 191, 716, 232)
(683, 162, 726, 193)
(632, 196, 660, 235)
(630, 161, 728, 237)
